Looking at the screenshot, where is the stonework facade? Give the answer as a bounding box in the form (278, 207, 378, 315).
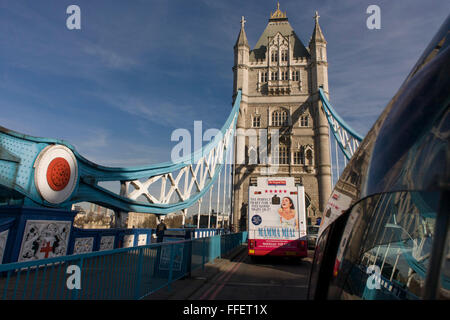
(232, 6, 332, 231)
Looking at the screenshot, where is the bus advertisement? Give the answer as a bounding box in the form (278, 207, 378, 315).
(248, 177, 308, 258)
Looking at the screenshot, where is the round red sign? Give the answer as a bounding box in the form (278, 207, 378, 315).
(46, 157, 71, 191)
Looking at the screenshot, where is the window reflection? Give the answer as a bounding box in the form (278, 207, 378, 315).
(330, 191, 442, 300)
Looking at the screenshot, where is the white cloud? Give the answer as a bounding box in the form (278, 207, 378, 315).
(83, 44, 139, 70)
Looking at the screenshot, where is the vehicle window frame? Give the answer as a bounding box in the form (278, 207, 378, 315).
(307, 209, 350, 300)
(424, 190, 449, 299)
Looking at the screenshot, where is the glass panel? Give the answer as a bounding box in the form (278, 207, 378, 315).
(330, 191, 440, 300)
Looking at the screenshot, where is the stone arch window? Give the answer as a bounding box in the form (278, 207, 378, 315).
(278, 143, 289, 165)
(271, 109, 289, 126)
(300, 115, 309, 127)
(252, 114, 261, 128)
(272, 111, 281, 126)
(271, 71, 279, 81)
(293, 146, 305, 165)
(271, 50, 278, 62)
(281, 49, 288, 62)
(260, 72, 268, 83)
(281, 110, 288, 126)
(305, 148, 313, 166)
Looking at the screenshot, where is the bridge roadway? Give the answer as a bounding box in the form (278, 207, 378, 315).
(146, 244, 313, 300)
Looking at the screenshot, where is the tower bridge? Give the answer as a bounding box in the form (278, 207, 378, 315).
(231, 7, 362, 231)
(0, 4, 364, 300)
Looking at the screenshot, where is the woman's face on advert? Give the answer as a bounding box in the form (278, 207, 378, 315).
(281, 197, 291, 209)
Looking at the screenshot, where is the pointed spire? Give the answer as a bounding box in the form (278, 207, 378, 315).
(310, 10, 326, 43)
(235, 16, 249, 48)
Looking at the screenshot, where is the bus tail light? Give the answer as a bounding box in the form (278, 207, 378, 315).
(298, 240, 306, 250)
(249, 240, 255, 249)
(333, 259, 340, 277)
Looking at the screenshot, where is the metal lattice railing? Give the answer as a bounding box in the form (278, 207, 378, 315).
(0, 231, 248, 300)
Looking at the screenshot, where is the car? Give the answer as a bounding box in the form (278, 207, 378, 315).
(307, 16, 449, 300)
(307, 225, 320, 249)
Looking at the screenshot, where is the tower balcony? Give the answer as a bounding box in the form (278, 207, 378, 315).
(258, 80, 292, 95)
(268, 80, 291, 95)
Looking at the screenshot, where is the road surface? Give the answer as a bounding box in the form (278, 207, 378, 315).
(188, 249, 313, 300)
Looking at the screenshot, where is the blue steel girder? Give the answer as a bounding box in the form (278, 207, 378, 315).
(319, 88, 363, 160)
(0, 91, 241, 214)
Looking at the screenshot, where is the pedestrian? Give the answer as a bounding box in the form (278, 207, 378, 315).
(156, 218, 167, 243)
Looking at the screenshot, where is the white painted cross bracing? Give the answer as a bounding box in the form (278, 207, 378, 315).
(122, 114, 236, 211)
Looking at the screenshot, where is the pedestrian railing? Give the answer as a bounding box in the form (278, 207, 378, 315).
(0, 231, 248, 300)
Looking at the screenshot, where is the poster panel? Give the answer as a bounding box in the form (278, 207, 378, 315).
(249, 184, 306, 251)
(318, 191, 353, 238)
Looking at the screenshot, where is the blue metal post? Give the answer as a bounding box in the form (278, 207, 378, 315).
(23, 267, 31, 299)
(12, 269, 21, 299)
(72, 258, 84, 300)
(167, 243, 175, 292)
(134, 248, 144, 299)
(202, 237, 206, 271)
(38, 264, 48, 299)
(2, 270, 11, 299)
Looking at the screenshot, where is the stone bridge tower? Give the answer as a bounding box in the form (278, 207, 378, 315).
(232, 4, 332, 231)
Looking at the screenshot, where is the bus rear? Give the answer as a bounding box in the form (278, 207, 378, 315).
(248, 177, 308, 258)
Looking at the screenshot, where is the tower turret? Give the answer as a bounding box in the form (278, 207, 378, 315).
(233, 16, 250, 99)
(309, 11, 332, 211)
(309, 11, 328, 91)
(232, 16, 250, 231)
(233, 16, 249, 165)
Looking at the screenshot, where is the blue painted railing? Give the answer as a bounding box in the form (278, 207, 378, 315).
(0, 231, 248, 300)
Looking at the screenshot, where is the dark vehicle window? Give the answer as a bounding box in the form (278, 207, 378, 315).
(308, 227, 331, 299)
(328, 191, 443, 300)
(308, 211, 349, 300)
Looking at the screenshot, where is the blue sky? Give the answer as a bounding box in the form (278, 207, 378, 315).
(0, 1, 449, 215)
(1, 0, 448, 167)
